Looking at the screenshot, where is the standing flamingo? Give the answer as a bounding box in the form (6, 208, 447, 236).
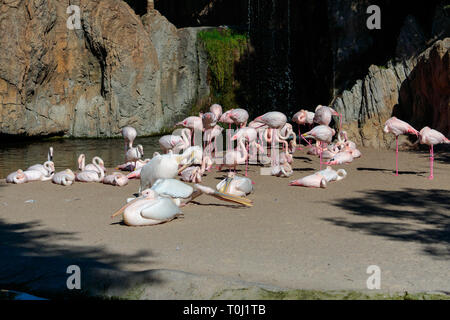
(210, 104, 223, 120)
(229, 108, 249, 128)
(121, 126, 137, 152)
(303, 125, 336, 169)
(219, 136, 248, 172)
(219, 110, 235, 159)
(383, 117, 419, 176)
(314, 105, 342, 131)
(126, 144, 144, 169)
(419, 126, 450, 179)
(176, 116, 203, 146)
(232, 127, 263, 176)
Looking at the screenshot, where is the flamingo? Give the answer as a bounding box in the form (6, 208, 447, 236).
(419, 126, 450, 179)
(229, 108, 249, 128)
(289, 166, 347, 188)
(216, 172, 253, 197)
(176, 116, 203, 146)
(27, 161, 55, 177)
(52, 169, 75, 186)
(314, 105, 342, 130)
(78, 154, 106, 174)
(159, 128, 191, 154)
(111, 189, 183, 226)
(253, 111, 287, 168)
(383, 117, 419, 176)
(116, 158, 150, 172)
(150, 178, 253, 207)
(103, 172, 129, 186)
(219, 136, 248, 172)
(232, 127, 264, 176)
(179, 154, 212, 183)
(76, 163, 105, 182)
(204, 125, 223, 159)
(121, 126, 137, 152)
(219, 110, 236, 157)
(6, 170, 27, 184)
(325, 150, 354, 165)
(271, 162, 293, 177)
(22, 169, 54, 182)
(210, 104, 223, 120)
(179, 146, 203, 165)
(126, 144, 144, 168)
(292, 110, 314, 149)
(303, 125, 336, 169)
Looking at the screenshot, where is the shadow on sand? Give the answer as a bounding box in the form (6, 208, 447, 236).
(0, 218, 161, 299)
(324, 188, 450, 260)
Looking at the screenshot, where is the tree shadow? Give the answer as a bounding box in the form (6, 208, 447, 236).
(0, 218, 161, 299)
(324, 188, 450, 259)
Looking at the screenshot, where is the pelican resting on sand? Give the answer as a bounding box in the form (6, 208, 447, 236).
(216, 172, 253, 197)
(111, 189, 182, 226)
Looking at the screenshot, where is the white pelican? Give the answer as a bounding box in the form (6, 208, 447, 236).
(151, 178, 253, 207)
(139, 151, 195, 193)
(52, 169, 76, 186)
(216, 172, 253, 197)
(111, 189, 182, 226)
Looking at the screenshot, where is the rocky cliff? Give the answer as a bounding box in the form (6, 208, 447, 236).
(0, 0, 209, 138)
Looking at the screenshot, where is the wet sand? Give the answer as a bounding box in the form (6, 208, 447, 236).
(0, 147, 449, 297)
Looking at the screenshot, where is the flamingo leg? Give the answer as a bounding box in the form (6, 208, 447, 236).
(228, 123, 232, 173)
(245, 140, 249, 177)
(395, 136, 399, 176)
(297, 125, 303, 151)
(429, 144, 434, 180)
(319, 141, 323, 170)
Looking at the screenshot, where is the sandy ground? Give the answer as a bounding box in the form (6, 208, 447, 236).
(0, 147, 449, 297)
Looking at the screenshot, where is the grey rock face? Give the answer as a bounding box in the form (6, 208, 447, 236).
(0, 0, 209, 138)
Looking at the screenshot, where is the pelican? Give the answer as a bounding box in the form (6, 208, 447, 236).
(111, 189, 182, 226)
(139, 151, 195, 193)
(216, 172, 253, 197)
(151, 178, 253, 207)
(52, 169, 76, 186)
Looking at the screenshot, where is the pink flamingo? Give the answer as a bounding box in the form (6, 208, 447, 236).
(303, 125, 336, 169)
(383, 117, 419, 176)
(176, 116, 203, 146)
(229, 108, 249, 128)
(103, 172, 129, 186)
(121, 126, 137, 152)
(159, 128, 191, 154)
(210, 104, 223, 120)
(219, 137, 248, 172)
(314, 105, 342, 131)
(219, 110, 236, 163)
(253, 111, 287, 168)
(292, 110, 309, 150)
(419, 126, 450, 179)
(232, 127, 264, 176)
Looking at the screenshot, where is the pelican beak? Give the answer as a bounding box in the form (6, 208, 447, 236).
(111, 196, 141, 218)
(177, 152, 195, 174)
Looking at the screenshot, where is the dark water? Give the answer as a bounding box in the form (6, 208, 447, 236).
(0, 137, 161, 179)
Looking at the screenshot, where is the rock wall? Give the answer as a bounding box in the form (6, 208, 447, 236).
(0, 0, 209, 138)
(332, 38, 449, 149)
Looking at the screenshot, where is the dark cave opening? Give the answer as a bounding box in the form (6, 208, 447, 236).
(123, 0, 148, 16)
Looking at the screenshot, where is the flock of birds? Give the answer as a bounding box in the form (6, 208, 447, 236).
(5, 103, 449, 226)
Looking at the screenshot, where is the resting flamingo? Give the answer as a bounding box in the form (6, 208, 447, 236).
(419, 126, 450, 179)
(383, 116, 419, 176)
(52, 169, 76, 186)
(76, 163, 105, 182)
(103, 172, 129, 186)
(6, 170, 27, 184)
(78, 154, 106, 174)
